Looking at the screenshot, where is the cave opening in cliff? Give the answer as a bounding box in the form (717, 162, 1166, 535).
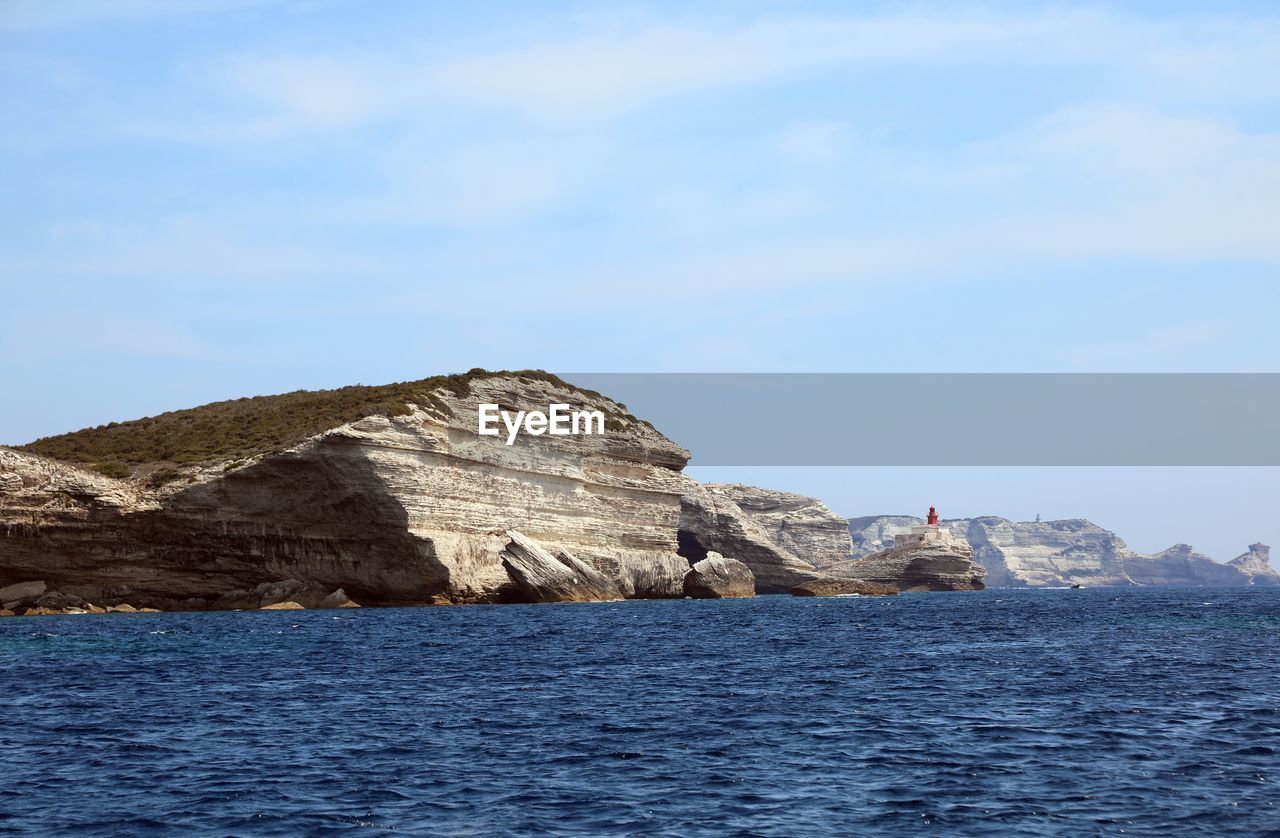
(677, 530, 709, 565)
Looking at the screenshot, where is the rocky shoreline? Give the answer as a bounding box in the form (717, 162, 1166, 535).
(5, 370, 1271, 618)
(0, 371, 987, 617)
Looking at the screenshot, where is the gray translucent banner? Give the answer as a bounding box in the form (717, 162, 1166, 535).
(561, 374, 1280, 466)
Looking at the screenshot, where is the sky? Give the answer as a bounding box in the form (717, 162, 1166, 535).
(2, 1, 1278, 560)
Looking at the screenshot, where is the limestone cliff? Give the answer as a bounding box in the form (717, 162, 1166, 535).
(703, 485, 853, 568)
(1227, 543, 1280, 586)
(1, 372, 690, 609)
(0, 371, 876, 612)
(822, 540, 986, 592)
(848, 515, 1273, 588)
(1123, 544, 1245, 587)
(676, 483, 820, 593)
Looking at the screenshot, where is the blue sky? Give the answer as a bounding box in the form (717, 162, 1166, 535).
(2, 1, 1278, 559)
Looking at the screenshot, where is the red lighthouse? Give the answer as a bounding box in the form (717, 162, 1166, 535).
(927, 505, 939, 525)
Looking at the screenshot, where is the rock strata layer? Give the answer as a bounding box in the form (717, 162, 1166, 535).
(704, 485, 853, 568)
(0, 373, 689, 610)
(824, 540, 986, 592)
(1, 370, 987, 611)
(677, 483, 821, 593)
(500, 530, 621, 603)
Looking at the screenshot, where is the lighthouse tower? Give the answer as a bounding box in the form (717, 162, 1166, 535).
(895, 505, 952, 548)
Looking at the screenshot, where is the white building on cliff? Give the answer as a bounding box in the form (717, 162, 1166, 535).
(894, 506, 954, 548)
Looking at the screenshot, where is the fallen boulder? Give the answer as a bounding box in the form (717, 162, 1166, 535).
(319, 588, 356, 608)
(500, 530, 620, 603)
(683, 552, 756, 599)
(0, 579, 46, 609)
(260, 601, 304, 610)
(32, 591, 87, 611)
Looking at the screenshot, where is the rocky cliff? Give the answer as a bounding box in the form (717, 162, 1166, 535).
(676, 483, 847, 592)
(703, 485, 853, 568)
(1227, 543, 1280, 586)
(0, 373, 694, 609)
(1, 371, 872, 612)
(821, 540, 986, 592)
(848, 515, 1275, 588)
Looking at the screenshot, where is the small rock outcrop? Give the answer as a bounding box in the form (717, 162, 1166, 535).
(790, 579, 898, 597)
(260, 601, 304, 611)
(824, 540, 986, 592)
(500, 530, 621, 603)
(1227, 543, 1280, 586)
(682, 552, 755, 599)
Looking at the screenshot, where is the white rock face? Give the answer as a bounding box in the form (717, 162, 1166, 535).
(1227, 543, 1280, 586)
(500, 530, 622, 603)
(0, 374, 692, 607)
(678, 482, 820, 593)
(705, 484, 853, 567)
(307, 375, 692, 600)
(823, 540, 985, 591)
(849, 515, 1269, 588)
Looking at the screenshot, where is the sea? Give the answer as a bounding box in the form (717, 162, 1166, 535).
(2, 588, 1278, 836)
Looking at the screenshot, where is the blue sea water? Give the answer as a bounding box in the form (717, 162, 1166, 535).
(2, 588, 1278, 836)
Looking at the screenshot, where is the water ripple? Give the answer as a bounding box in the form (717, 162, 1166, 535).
(2, 588, 1279, 835)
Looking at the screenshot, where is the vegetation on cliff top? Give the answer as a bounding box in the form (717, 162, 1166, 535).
(21, 370, 626, 479)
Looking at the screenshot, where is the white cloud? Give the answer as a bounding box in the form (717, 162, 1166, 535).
(173, 9, 1280, 136)
(9, 5, 1280, 324)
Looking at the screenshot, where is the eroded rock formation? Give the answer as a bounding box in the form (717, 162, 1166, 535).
(1227, 543, 1280, 586)
(677, 483, 820, 593)
(500, 530, 622, 603)
(704, 485, 853, 568)
(823, 540, 986, 592)
(682, 552, 755, 599)
(1, 374, 695, 610)
(5, 372, 894, 611)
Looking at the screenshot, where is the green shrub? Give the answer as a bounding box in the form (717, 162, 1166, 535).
(91, 462, 132, 479)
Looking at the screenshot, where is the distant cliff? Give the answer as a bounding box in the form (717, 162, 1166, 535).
(848, 515, 1278, 588)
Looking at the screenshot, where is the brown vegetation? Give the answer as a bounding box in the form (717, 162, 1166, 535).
(20, 369, 628, 477)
